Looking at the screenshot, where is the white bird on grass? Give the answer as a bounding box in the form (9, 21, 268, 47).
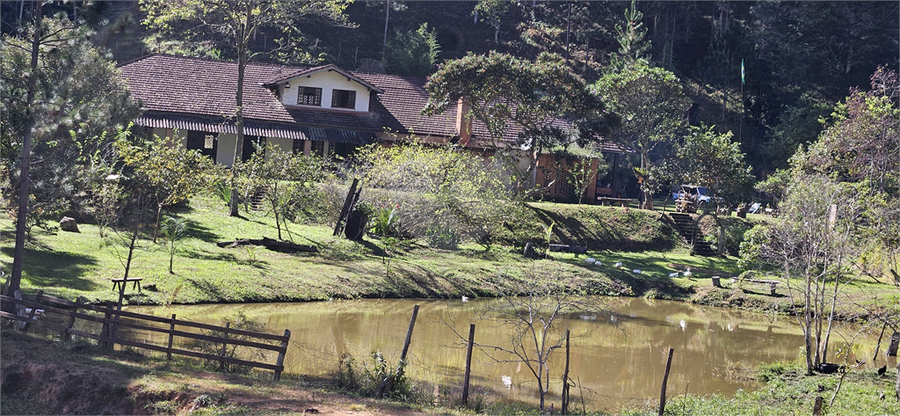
(461, 296, 469, 302)
(669, 272, 679, 278)
(633, 269, 642, 274)
(615, 262, 623, 268)
(683, 268, 692, 278)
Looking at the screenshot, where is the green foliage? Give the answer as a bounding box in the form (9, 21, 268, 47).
(384, 23, 440, 76)
(1, 15, 141, 226)
(233, 144, 330, 241)
(355, 142, 518, 250)
(656, 124, 754, 205)
(593, 60, 690, 170)
(424, 51, 611, 191)
(335, 352, 411, 400)
(609, 0, 651, 72)
(115, 133, 216, 240)
(141, 0, 352, 63)
(160, 216, 187, 274)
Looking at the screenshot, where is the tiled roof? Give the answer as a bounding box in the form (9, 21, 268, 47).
(118, 55, 618, 151)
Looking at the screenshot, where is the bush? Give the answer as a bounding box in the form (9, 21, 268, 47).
(335, 352, 411, 400)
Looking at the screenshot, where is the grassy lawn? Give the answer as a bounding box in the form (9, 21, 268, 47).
(0, 192, 891, 322)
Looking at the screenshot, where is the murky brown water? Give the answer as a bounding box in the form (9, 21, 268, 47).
(126, 297, 890, 413)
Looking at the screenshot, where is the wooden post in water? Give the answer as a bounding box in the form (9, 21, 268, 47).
(462, 323, 475, 406)
(167, 314, 176, 361)
(378, 305, 419, 398)
(274, 329, 291, 381)
(562, 329, 571, 415)
(400, 305, 419, 361)
(219, 322, 230, 371)
(658, 347, 674, 416)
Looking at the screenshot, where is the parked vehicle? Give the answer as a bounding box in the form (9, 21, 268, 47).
(671, 185, 723, 207)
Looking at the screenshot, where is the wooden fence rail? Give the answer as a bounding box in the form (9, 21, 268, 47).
(0, 293, 291, 381)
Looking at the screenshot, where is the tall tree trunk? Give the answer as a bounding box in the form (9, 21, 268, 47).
(229, 16, 250, 217)
(5, 4, 42, 301)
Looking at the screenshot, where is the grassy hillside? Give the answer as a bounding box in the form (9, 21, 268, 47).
(2, 193, 747, 306)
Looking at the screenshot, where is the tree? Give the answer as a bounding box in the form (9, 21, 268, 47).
(592, 60, 691, 209)
(235, 144, 328, 241)
(445, 269, 609, 412)
(655, 125, 753, 207)
(116, 134, 216, 242)
(424, 51, 610, 194)
(383, 22, 440, 77)
(740, 68, 900, 374)
(1, 9, 140, 298)
(740, 174, 862, 374)
(609, 0, 651, 72)
(141, 0, 351, 217)
(160, 216, 187, 274)
(355, 142, 515, 250)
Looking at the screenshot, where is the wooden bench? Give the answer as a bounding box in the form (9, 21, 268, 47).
(111, 277, 143, 293)
(598, 197, 635, 207)
(712, 276, 780, 296)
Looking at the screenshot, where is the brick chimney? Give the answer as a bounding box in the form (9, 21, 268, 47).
(456, 98, 473, 146)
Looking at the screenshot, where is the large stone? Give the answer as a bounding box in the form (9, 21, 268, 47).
(59, 216, 80, 233)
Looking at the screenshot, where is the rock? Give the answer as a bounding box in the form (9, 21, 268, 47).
(59, 216, 80, 233)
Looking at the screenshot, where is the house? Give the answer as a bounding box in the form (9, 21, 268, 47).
(118, 54, 628, 203)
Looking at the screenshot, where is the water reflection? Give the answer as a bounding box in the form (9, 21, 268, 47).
(126, 297, 890, 413)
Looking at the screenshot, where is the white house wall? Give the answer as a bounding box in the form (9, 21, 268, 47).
(217, 134, 237, 166)
(267, 137, 293, 154)
(279, 70, 371, 112)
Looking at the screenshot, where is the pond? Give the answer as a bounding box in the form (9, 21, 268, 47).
(126, 297, 889, 413)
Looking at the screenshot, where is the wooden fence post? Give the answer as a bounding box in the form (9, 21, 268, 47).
(63, 296, 85, 342)
(377, 305, 419, 398)
(273, 329, 291, 381)
(659, 347, 674, 416)
(562, 329, 571, 415)
(219, 321, 230, 371)
(21, 290, 42, 334)
(462, 323, 475, 406)
(167, 314, 176, 361)
(102, 301, 113, 350)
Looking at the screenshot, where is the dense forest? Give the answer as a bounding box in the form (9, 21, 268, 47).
(2, 0, 898, 177)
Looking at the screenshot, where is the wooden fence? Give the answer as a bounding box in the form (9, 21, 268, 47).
(0, 292, 291, 381)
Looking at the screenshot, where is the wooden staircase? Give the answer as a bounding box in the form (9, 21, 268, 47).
(668, 213, 718, 256)
(250, 190, 266, 211)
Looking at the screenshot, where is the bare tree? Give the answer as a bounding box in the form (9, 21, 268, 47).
(748, 174, 863, 373)
(445, 268, 611, 412)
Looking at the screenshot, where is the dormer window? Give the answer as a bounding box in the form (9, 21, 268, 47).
(297, 86, 322, 106)
(332, 89, 356, 109)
